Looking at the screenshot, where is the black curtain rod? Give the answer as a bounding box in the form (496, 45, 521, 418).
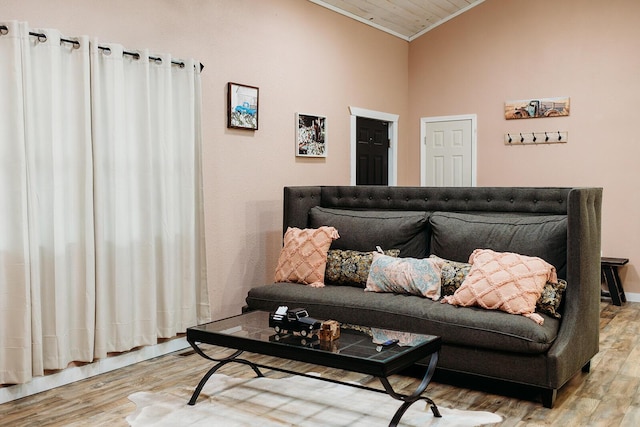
(96, 45, 196, 70)
(0, 25, 204, 71)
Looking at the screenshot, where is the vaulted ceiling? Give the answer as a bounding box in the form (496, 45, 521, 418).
(309, 0, 485, 41)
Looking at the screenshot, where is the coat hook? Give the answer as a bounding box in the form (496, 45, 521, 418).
(532, 132, 537, 143)
(545, 132, 549, 142)
(507, 133, 512, 143)
(558, 131, 562, 141)
(520, 133, 524, 143)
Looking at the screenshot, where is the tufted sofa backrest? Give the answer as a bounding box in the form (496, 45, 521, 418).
(319, 186, 570, 213)
(283, 186, 573, 231)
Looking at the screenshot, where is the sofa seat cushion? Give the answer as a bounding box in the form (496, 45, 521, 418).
(246, 283, 559, 354)
(309, 207, 430, 258)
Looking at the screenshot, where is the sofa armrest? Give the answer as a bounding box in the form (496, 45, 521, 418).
(547, 187, 602, 386)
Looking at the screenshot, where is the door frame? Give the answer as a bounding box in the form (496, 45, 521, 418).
(349, 106, 398, 186)
(420, 114, 478, 187)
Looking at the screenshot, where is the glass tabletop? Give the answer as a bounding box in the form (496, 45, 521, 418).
(187, 310, 440, 367)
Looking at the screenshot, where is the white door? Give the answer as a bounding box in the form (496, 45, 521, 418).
(420, 115, 476, 187)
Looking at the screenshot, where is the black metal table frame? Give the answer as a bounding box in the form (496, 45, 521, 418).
(187, 339, 441, 427)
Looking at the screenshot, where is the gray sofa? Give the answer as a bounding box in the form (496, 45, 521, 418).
(245, 186, 602, 407)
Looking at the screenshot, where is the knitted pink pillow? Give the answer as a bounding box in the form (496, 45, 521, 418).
(441, 249, 558, 324)
(274, 226, 339, 288)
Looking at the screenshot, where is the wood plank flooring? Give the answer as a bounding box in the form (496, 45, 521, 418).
(1, 300, 639, 426)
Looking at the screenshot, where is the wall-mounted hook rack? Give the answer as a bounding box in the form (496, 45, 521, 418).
(504, 131, 568, 145)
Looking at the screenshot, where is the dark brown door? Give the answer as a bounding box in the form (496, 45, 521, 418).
(356, 117, 389, 185)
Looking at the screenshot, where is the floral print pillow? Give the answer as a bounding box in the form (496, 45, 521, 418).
(365, 253, 444, 300)
(537, 279, 567, 319)
(430, 255, 471, 296)
(325, 249, 400, 287)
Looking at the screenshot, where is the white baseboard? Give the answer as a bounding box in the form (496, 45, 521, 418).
(622, 291, 640, 303)
(0, 337, 189, 405)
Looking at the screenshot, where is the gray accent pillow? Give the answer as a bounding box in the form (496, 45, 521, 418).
(309, 207, 430, 258)
(429, 212, 567, 277)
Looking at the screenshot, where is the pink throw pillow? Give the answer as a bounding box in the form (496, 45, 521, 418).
(441, 249, 558, 324)
(274, 226, 339, 287)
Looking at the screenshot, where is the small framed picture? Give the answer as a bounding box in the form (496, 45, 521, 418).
(227, 82, 259, 130)
(296, 113, 327, 157)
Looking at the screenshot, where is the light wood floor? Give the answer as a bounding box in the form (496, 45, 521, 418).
(1, 300, 639, 426)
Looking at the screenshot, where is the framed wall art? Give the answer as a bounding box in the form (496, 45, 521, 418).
(504, 96, 570, 120)
(227, 82, 259, 130)
(296, 113, 326, 157)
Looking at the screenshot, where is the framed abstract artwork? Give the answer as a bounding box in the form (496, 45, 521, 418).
(296, 113, 326, 157)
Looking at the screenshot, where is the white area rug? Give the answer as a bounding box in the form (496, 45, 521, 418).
(127, 373, 502, 426)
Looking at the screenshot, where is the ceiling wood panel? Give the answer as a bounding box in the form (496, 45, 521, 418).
(310, 0, 485, 41)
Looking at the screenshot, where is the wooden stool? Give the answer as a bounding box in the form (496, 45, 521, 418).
(601, 257, 629, 306)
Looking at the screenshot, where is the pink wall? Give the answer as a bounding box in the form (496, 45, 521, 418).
(5, 0, 638, 312)
(409, 0, 640, 295)
(3, 0, 409, 318)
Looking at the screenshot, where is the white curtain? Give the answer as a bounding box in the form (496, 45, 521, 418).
(0, 20, 37, 384)
(90, 43, 210, 358)
(0, 21, 210, 384)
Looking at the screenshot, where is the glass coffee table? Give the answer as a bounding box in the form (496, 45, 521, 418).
(186, 310, 442, 427)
